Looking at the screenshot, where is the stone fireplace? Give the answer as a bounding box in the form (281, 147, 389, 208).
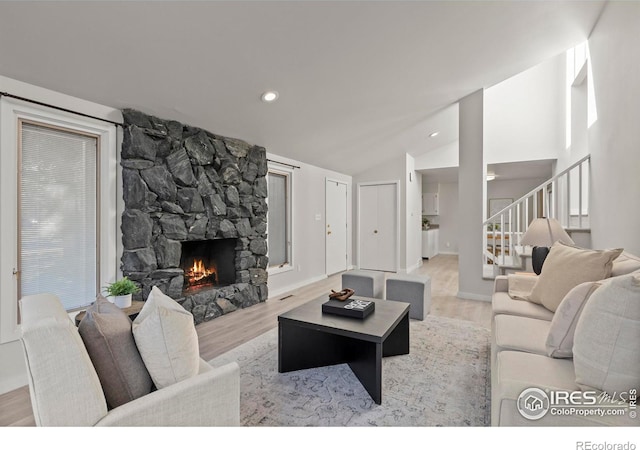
(119, 109, 269, 324)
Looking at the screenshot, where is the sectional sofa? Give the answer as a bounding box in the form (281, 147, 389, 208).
(20, 287, 240, 426)
(491, 245, 640, 426)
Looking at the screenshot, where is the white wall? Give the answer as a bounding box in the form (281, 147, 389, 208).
(435, 182, 459, 254)
(406, 154, 423, 272)
(265, 153, 353, 298)
(422, 181, 439, 195)
(484, 52, 565, 165)
(586, 1, 640, 255)
(414, 141, 458, 170)
(416, 54, 565, 176)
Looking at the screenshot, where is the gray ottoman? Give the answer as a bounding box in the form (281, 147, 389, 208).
(385, 274, 431, 320)
(341, 270, 385, 299)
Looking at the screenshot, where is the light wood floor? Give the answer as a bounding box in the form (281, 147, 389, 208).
(0, 254, 491, 427)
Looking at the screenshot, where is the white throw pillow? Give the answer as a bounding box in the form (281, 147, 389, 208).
(132, 286, 200, 389)
(573, 273, 640, 396)
(527, 242, 622, 312)
(545, 281, 601, 358)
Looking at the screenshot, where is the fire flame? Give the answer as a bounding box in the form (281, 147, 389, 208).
(187, 259, 216, 283)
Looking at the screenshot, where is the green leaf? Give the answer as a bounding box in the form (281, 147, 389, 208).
(103, 277, 140, 296)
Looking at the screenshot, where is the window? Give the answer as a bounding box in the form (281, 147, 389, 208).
(19, 121, 99, 310)
(1, 93, 118, 344)
(267, 167, 293, 272)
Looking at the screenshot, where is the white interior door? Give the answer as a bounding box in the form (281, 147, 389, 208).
(376, 184, 397, 271)
(326, 179, 348, 275)
(359, 183, 397, 272)
(359, 185, 378, 271)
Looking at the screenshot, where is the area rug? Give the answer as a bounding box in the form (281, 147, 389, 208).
(209, 315, 491, 426)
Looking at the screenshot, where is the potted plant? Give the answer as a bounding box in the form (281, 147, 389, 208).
(103, 277, 140, 308)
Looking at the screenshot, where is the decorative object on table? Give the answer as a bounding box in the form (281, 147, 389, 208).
(329, 288, 355, 301)
(103, 276, 140, 308)
(322, 298, 375, 319)
(422, 217, 430, 230)
(520, 217, 575, 275)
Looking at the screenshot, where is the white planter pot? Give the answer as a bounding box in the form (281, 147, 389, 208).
(113, 294, 132, 309)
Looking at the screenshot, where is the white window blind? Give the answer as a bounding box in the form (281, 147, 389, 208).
(19, 121, 98, 310)
(267, 172, 289, 267)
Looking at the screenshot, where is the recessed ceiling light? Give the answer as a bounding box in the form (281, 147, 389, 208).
(429, 132, 439, 138)
(261, 91, 279, 103)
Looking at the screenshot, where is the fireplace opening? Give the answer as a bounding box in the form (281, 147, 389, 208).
(180, 239, 237, 293)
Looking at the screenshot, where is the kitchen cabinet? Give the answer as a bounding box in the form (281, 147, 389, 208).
(422, 229, 439, 259)
(422, 193, 439, 215)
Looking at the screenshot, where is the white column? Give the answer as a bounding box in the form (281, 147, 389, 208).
(458, 90, 493, 300)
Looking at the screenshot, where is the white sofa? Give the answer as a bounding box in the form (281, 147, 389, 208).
(491, 251, 640, 426)
(19, 293, 240, 426)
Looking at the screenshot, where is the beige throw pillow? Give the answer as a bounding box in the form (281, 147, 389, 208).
(507, 274, 539, 302)
(573, 274, 640, 396)
(132, 287, 200, 389)
(78, 295, 154, 409)
(527, 242, 622, 312)
(545, 281, 601, 358)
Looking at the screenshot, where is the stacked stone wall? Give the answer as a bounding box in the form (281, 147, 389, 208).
(120, 109, 268, 324)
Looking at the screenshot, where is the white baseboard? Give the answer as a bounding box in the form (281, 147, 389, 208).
(268, 274, 328, 300)
(437, 251, 458, 256)
(404, 260, 423, 274)
(456, 291, 492, 302)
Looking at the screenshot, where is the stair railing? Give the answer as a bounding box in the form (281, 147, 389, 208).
(483, 155, 590, 273)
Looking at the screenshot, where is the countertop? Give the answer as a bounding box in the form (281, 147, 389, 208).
(422, 224, 439, 230)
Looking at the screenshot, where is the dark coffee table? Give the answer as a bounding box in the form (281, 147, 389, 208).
(278, 295, 410, 404)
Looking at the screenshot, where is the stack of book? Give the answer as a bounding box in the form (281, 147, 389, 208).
(322, 298, 375, 319)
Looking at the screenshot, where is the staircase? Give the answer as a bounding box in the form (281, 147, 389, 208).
(483, 155, 591, 279)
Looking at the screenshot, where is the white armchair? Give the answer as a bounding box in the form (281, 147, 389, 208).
(19, 293, 240, 426)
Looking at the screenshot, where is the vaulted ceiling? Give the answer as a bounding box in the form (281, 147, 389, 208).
(0, 1, 605, 175)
